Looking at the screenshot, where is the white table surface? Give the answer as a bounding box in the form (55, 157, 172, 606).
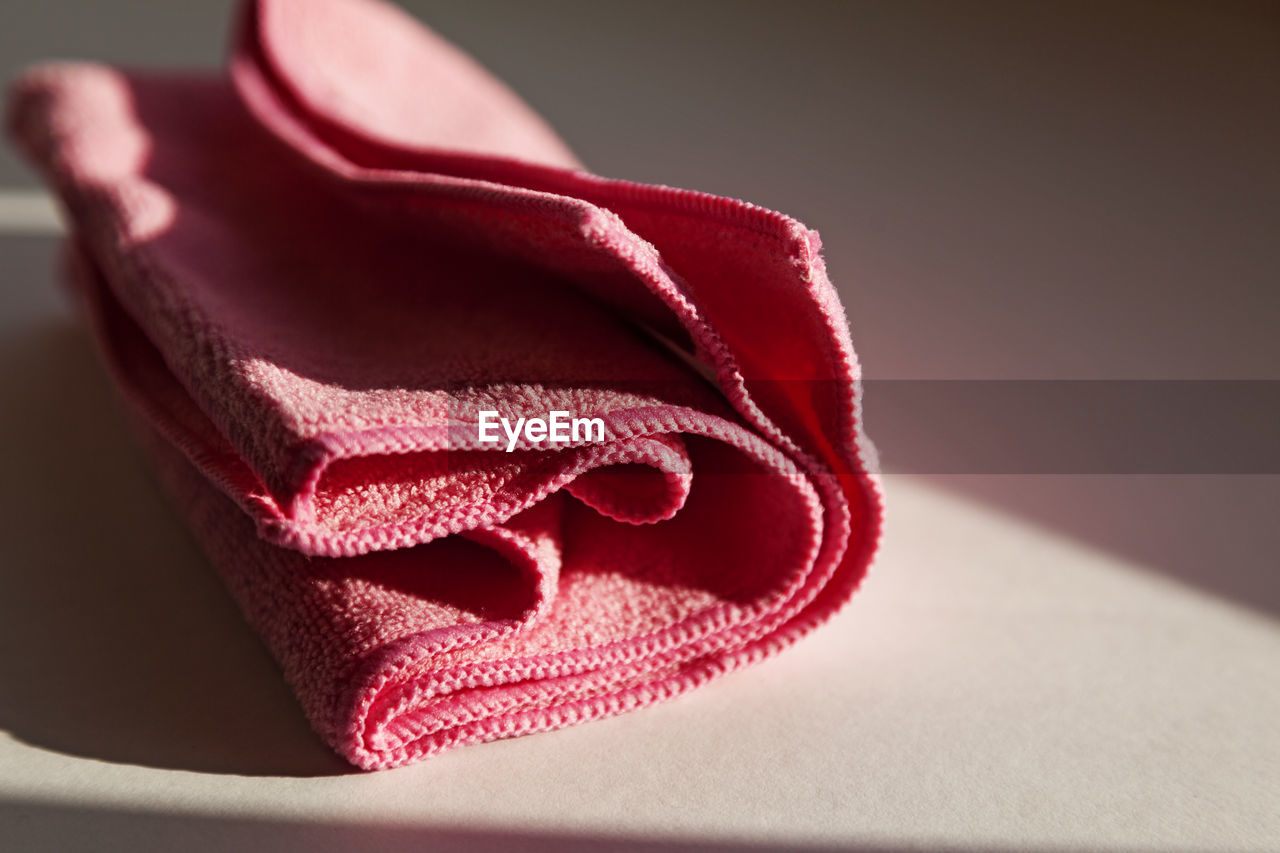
(2, 2, 1278, 850)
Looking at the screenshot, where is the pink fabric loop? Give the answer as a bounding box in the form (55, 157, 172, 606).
(6, 0, 883, 770)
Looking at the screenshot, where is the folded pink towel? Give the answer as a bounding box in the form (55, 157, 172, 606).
(7, 0, 883, 770)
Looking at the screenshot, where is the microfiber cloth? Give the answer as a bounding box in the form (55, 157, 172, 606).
(6, 0, 883, 770)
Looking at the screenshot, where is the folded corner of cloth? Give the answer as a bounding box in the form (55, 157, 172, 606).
(6, 0, 884, 771)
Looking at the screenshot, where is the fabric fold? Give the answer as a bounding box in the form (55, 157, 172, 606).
(7, 0, 883, 770)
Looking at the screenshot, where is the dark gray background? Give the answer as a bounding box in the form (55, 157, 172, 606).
(4, 0, 1278, 381)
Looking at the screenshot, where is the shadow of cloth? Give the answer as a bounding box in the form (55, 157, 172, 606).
(0, 796, 1164, 853)
(0, 315, 348, 776)
(922, 472, 1280, 619)
(862, 380, 1280, 619)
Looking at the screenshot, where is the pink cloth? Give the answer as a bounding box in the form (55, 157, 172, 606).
(7, 0, 883, 770)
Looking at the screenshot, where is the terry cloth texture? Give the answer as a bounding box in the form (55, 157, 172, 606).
(6, 0, 884, 770)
